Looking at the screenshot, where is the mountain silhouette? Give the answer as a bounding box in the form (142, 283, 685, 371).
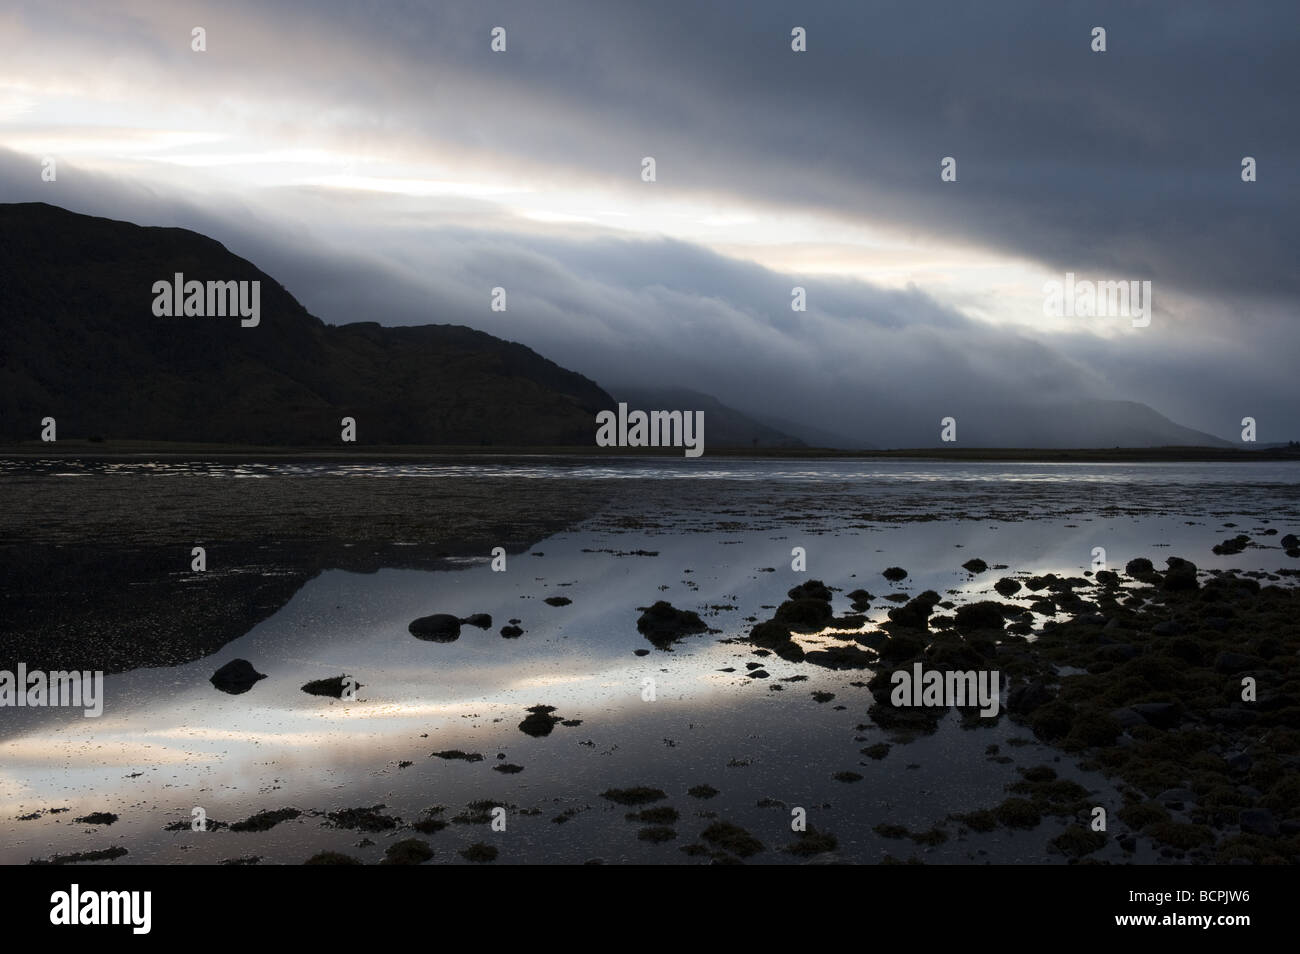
(0, 202, 611, 445)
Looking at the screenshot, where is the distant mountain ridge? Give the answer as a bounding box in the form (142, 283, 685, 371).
(0, 203, 1241, 452)
(944, 399, 1235, 450)
(615, 386, 805, 448)
(0, 203, 611, 445)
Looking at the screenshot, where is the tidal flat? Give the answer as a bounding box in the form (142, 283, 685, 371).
(1, 457, 1298, 864)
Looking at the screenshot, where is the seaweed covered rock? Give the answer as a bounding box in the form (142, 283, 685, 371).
(954, 601, 1009, 633)
(774, 598, 833, 629)
(301, 675, 360, 698)
(846, 589, 874, 611)
(994, 577, 1022, 597)
(381, 839, 434, 865)
(1212, 535, 1251, 556)
(787, 580, 833, 602)
(636, 601, 707, 650)
(748, 621, 805, 662)
(1124, 557, 1157, 581)
(886, 590, 941, 630)
(519, 704, 564, 737)
(1162, 557, 1199, 591)
(745, 580, 841, 661)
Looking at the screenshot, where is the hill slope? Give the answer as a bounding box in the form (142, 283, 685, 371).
(0, 203, 611, 445)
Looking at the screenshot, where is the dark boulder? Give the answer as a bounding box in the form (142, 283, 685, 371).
(210, 659, 266, 695)
(954, 600, 1008, 632)
(787, 580, 832, 602)
(994, 577, 1022, 597)
(409, 614, 462, 642)
(637, 601, 707, 650)
(1124, 557, 1156, 580)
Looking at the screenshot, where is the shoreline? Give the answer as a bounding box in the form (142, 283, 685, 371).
(2, 440, 1298, 463)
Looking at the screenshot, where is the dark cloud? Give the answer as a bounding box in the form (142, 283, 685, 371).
(2, 1, 1297, 443)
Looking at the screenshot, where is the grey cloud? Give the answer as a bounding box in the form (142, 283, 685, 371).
(2, 1, 1297, 443)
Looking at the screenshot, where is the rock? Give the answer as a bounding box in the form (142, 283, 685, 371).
(961, 559, 988, 574)
(1156, 787, 1197, 808)
(1162, 557, 1199, 591)
(1212, 535, 1251, 555)
(1099, 642, 1139, 662)
(543, 596, 572, 607)
(1281, 533, 1299, 549)
(461, 613, 492, 629)
(802, 645, 875, 669)
(1124, 557, 1156, 579)
(1209, 708, 1258, 727)
(1074, 612, 1107, 626)
(1008, 681, 1054, 715)
(301, 675, 360, 698)
(637, 601, 708, 650)
(430, 749, 483, 762)
(519, 704, 563, 737)
(954, 601, 1008, 632)
(881, 566, 908, 582)
(500, 625, 524, 638)
(788, 580, 832, 602)
(846, 589, 873, 610)
(1214, 652, 1259, 674)
(1131, 702, 1182, 729)
(1151, 620, 1185, 636)
(409, 614, 461, 642)
(1225, 752, 1253, 773)
(994, 577, 1022, 597)
(775, 599, 834, 629)
(1110, 707, 1145, 729)
(381, 839, 434, 865)
(855, 631, 889, 650)
(1239, 809, 1278, 837)
(886, 592, 940, 629)
(210, 659, 266, 694)
(74, 812, 118, 825)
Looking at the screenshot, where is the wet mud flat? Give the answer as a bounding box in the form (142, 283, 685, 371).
(0, 469, 614, 673)
(2, 459, 1299, 864)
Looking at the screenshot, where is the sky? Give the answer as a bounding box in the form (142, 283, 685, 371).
(0, 0, 1296, 445)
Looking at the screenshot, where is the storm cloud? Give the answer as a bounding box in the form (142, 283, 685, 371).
(1, 0, 1295, 444)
